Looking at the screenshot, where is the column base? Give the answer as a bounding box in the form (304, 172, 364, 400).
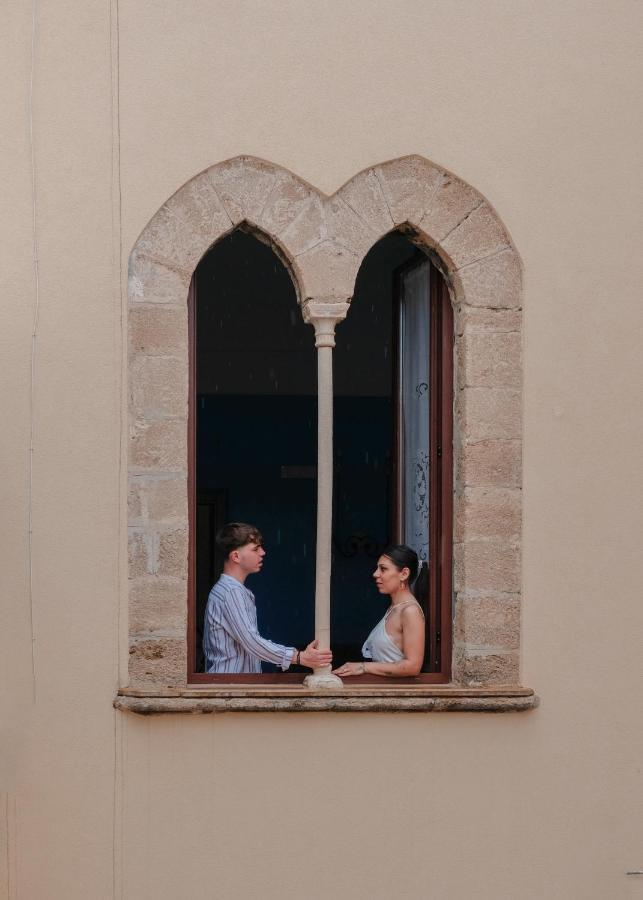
(303, 672, 344, 690)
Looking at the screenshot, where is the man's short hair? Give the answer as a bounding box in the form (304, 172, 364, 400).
(216, 522, 263, 559)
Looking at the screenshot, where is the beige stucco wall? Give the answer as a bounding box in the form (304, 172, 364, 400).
(2, 1, 642, 897)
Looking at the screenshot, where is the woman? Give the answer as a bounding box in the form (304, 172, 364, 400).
(333, 545, 426, 678)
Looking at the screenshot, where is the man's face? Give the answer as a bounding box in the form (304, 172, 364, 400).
(232, 541, 266, 575)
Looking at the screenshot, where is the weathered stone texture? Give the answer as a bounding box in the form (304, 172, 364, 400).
(165, 172, 232, 243)
(258, 170, 313, 237)
(280, 195, 324, 256)
(324, 196, 377, 257)
(418, 175, 481, 243)
(458, 439, 522, 487)
(455, 306, 521, 336)
(208, 157, 277, 225)
(128, 253, 190, 304)
(130, 356, 188, 422)
(453, 647, 519, 685)
(455, 487, 521, 543)
(338, 169, 395, 236)
(129, 577, 187, 635)
(128, 477, 187, 525)
(127, 481, 144, 523)
(442, 203, 510, 270)
(458, 387, 522, 441)
(136, 206, 205, 274)
(145, 478, 186, 524)
(128, 531, 152, 578)
(454, 594, 520, 649)
(130, 420, 187, 472)
(454, 541, 521, 593)
(454, 248, 521, 308)
(129, 638, 185, 686)
(459, 332, 522, 389)
(157, 527, 188, 578)
(129, 305, 188, 356)
(375, 156, 444, 226)
(297, 240, 360, 300)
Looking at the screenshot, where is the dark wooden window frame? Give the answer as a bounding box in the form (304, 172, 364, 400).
(187, 256, 453, 685)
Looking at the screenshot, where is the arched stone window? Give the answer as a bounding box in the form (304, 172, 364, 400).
(126, 156, 524, 702)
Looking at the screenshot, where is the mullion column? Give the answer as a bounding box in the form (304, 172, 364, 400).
(302, 303, 348, 689)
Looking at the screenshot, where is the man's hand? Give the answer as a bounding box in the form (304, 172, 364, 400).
(299, 640, 332, 670)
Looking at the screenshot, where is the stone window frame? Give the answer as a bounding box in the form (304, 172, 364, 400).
(123, 155, 530, 712)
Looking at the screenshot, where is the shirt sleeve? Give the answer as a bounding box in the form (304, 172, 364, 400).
(220, 587, 296, 671)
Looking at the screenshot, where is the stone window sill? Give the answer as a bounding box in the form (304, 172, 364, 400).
(115, 685, 538, 714)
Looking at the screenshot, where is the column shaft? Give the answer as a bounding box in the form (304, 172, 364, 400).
(304, 315, 343, 688)
(314, 341, 333, 660)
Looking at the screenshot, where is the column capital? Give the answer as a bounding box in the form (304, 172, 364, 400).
(301, 298, 350, 348)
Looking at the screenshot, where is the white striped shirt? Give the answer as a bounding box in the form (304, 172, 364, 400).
(203, 573, 296, 674)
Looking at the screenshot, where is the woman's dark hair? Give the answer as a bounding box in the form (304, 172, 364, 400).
(380, 544, 428, 600)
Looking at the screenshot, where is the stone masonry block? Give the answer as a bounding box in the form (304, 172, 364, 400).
(208, 157, 277, 226)
(324, 196, 378, 258)
(454, 594, 520, 650)
(128, 531, 152, 578)
(457, 387, 521, 441)
(418, 175, 480, 243)
(128, 481, 144, 524)
(142, 477, 187, 524)
(128, 476, 187, 526)
(128, 252, 190, 304)
(129, 577, 186, 636)
(136, 205, 206, 274)
(454, 487, 521, 543)
(338, 169, 395, 237)
(129, 305, 188, 357)
(282, 194, 377, 261)
(453, 646, 519, 685)
(454, 541, 521, 593)
(130, 420, 187, 472)
(442, 203, 510, 270)
(157, 527, 188, 578)
(129, 638, 185, 686)
(130, 356, 188, 422)
(375, 156, 444, 226)
(459, 332, 522, 389)
(258, 170, 314, 238)
(280, 195, 325, 256)
(165, 172, 232, 247)
(455, 306, 521, 336)
(458, 439, 522, 487)
(297, 240, 361, 301)
(455, 249, 522, 308)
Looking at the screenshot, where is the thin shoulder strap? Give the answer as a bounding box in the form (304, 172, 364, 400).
(388, 599, 424, 616)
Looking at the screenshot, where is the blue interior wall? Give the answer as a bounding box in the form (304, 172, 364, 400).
(197, 394, 392, 662)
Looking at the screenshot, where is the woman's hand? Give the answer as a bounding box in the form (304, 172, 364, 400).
(332, 661, 366, 676)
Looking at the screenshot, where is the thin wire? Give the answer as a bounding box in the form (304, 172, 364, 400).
(27, 0, 39, 702)
(110, 1, 124, 897)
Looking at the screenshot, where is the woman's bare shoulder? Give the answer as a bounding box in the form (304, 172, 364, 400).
(402, 602, 425, 619)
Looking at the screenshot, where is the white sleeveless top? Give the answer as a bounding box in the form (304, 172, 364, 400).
(362, 601, 423, 663)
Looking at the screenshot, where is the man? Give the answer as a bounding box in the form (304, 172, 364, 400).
(203, 521, 332, 674)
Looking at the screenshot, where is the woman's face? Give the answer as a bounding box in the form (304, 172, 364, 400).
(373, 555, 409, 595)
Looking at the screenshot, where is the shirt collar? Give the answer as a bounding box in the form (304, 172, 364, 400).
(219, 572, 249, 590)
